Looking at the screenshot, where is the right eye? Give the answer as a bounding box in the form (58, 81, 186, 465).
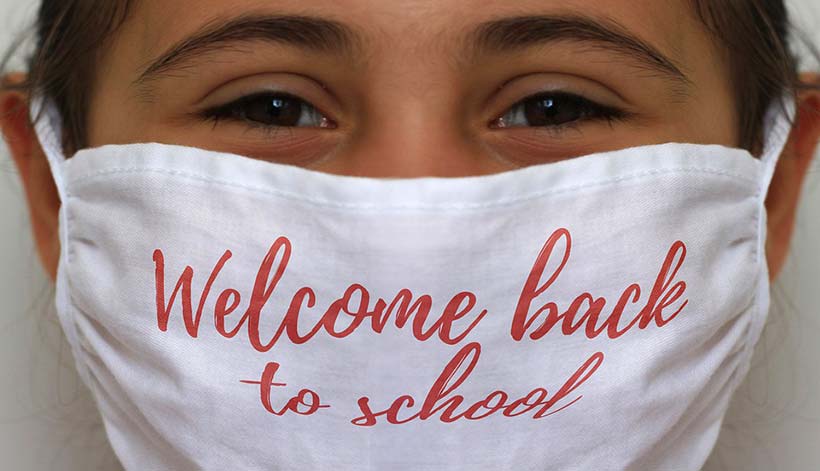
(202, 92, 335, 129)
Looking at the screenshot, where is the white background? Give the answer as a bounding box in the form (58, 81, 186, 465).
(0, 1, 818, 470)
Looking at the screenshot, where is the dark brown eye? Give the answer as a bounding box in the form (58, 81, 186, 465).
(493, 92, 625, 128)
(204, 92, 333, 128)
(243, 95, 302, 126)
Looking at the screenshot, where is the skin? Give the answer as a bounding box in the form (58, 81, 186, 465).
(1, 0, 819, 283)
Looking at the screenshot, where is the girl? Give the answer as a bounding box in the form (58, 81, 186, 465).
(1, 1, 819, 470)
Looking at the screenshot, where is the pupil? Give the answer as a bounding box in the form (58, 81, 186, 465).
(244, 95, 302, 126)
(524, 95, 582, 127)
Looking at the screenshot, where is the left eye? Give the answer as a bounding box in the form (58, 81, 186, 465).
(492, 92, 624, 129)
(204, 92, 334, 128)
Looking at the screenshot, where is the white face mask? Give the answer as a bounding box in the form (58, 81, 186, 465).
(31, 95, 793, 471)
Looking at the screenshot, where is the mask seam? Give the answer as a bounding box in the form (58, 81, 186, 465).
(727, 88, 790, 405)
(732, 92, 793, 400)
(28, 96, 94, 389)
(63, 166, 759, 211)
(55, 192, 94, 388)
(723, 187, 765, 399)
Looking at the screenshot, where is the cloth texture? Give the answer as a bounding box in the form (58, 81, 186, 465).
(31, 96, 793, 471)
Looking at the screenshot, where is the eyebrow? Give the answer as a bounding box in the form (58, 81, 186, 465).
(133, 14, 361, 86)
(468, 15, 692, 88)
(134, 13, 691, 91)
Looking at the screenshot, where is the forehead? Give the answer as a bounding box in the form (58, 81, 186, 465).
(131, 0, 696, 61)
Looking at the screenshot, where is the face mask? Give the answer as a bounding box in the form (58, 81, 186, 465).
(31, 94, 793, 471)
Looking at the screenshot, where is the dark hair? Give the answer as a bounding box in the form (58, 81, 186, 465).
(692, 0, 817, 152)
(1, 0, 818, 155)
(2, 1, 133, 154)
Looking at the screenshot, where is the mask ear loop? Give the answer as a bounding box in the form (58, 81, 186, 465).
(758, 94, 797, 197)
(28, 94, 70, 265)
(735, 93, 798, 396)
(754, 93, 797, 272)
(28, 95, 91, 386)
(29, 95, 69, 201)
(756, 94, 797, 270)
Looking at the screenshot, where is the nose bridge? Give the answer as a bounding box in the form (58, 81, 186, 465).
(330, 88, 513, 178)
(306, 19, 518, 179)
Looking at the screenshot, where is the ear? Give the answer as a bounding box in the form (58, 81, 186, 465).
(765, 72, 820, 280)
(1, 73, 61, 282)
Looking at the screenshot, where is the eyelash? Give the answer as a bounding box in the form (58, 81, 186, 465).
(199, 90, 630, 135)
(200, 91, 334, 134)
(490, 91, 630, 133)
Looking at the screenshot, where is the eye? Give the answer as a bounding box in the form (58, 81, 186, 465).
(490, 92, 626, 129)
(202, 92, 335, 129)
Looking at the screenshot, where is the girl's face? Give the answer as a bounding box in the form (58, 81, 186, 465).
(1, 0, 819, 282)
(87, 0, 738, 176)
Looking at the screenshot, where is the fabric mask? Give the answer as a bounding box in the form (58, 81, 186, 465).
(30, 94, 793, 471)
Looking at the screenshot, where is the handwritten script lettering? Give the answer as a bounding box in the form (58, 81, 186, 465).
(350, 342, 604, 426)
(151, 228, 688, 423)
(154, 236, 488, 352)
(511, 228, 688, 341)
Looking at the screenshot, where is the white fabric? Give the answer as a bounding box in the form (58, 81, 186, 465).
(30, 96, 793, 471)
